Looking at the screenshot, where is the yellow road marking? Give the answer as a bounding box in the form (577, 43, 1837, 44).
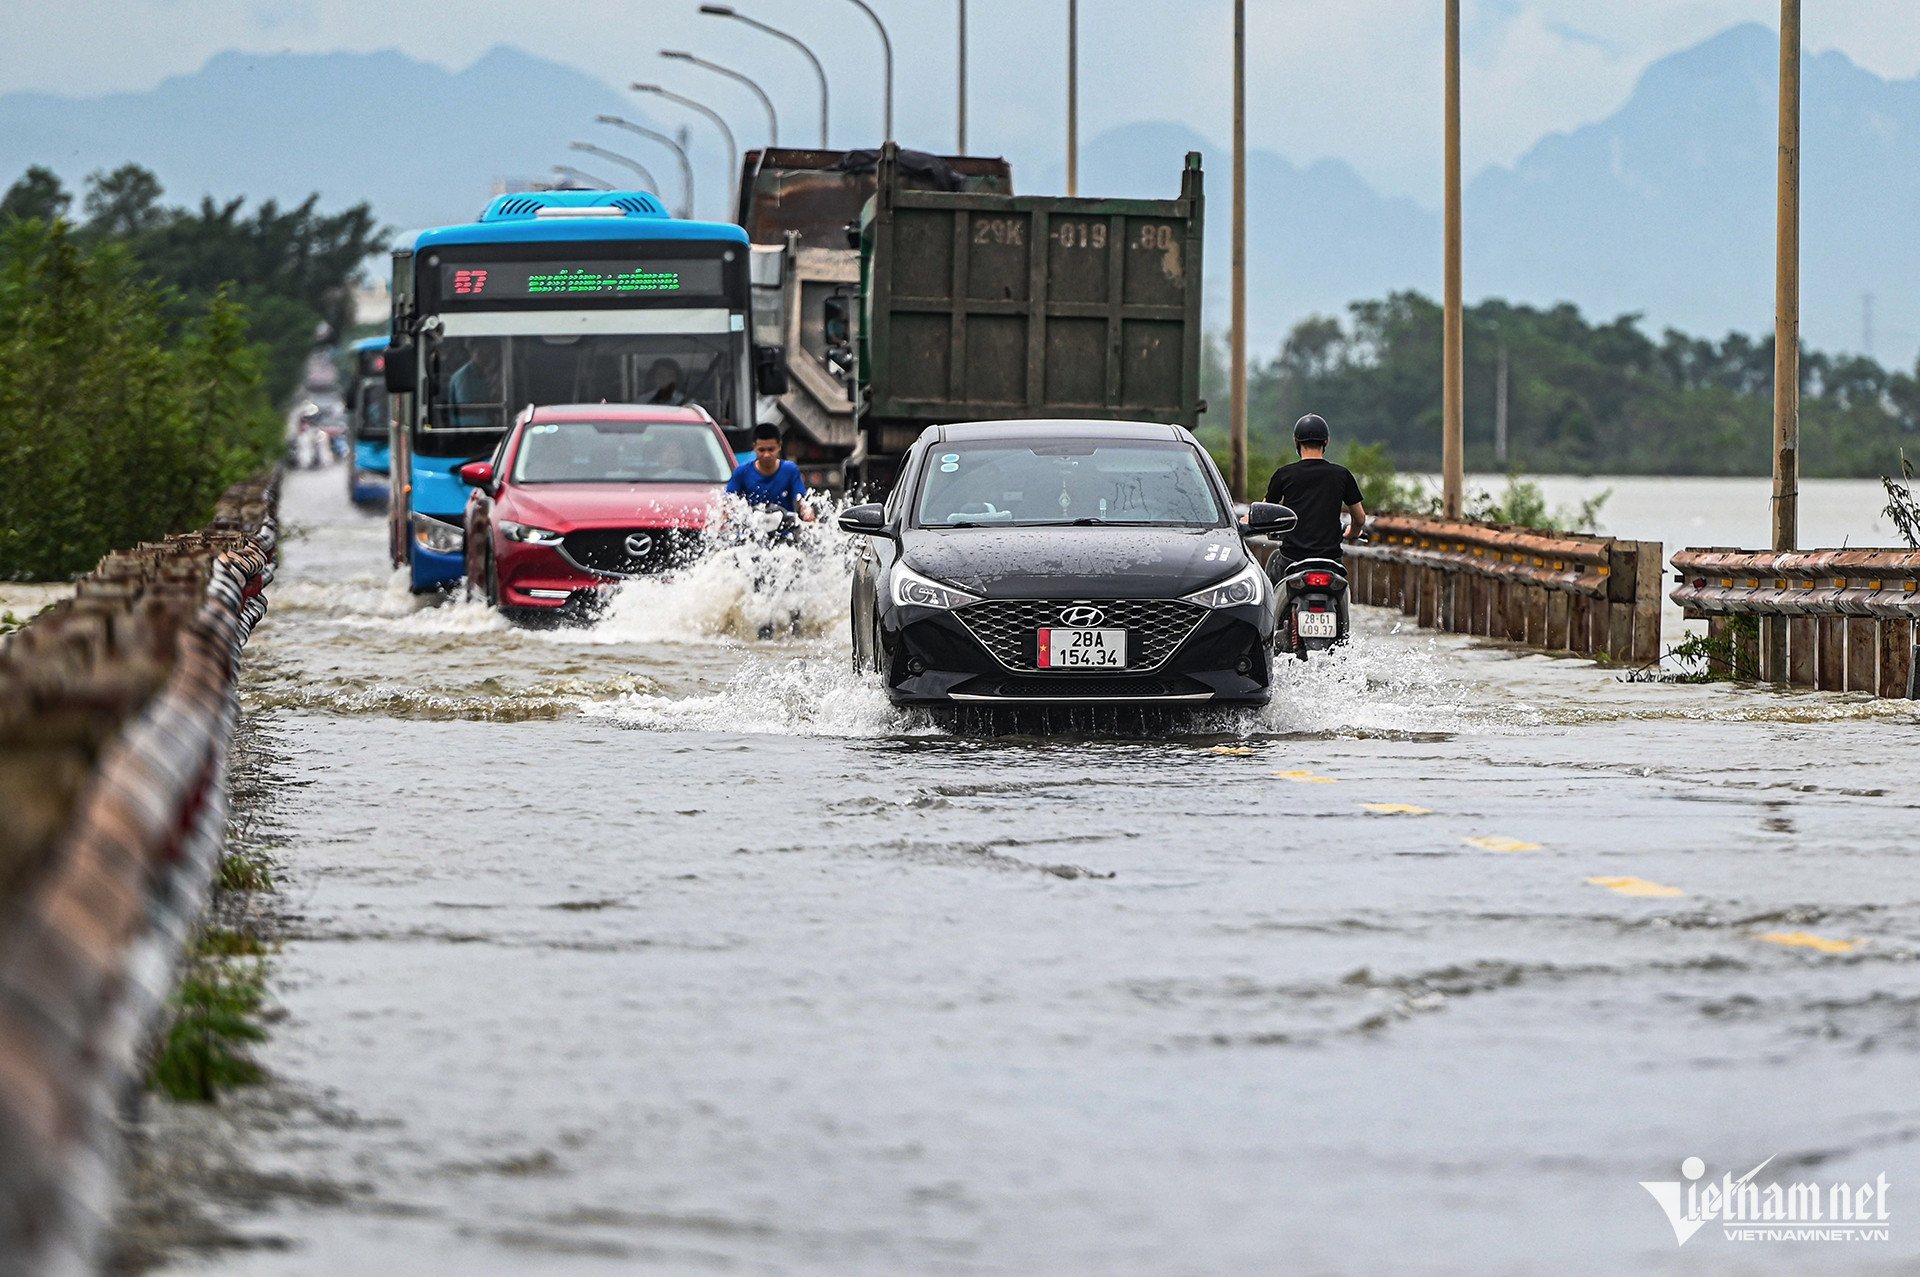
(1464, 836, 1541, 852)
(1755, 931, 1857, 954)
(1585, 876, 1684, 898)
(1208, 745, 1256, 756)
(1272, 770, 1337, 784)
(1361, 803, 1431, 815)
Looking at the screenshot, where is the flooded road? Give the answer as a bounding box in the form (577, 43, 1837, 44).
(161, 468, 1920, 1275)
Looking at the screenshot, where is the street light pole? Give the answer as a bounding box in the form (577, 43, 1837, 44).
(1773, 0, 1800, 555)
(596, 115, 695, 218)
(661, 51, 778, 147)
(840, 0, 893, 141)
(1229, 0, 1246, 502)
(698, 5, 829, 148)
(631, 83, 739, 214)
(569, 142, 659, 195)
(1442, 0, 1464, 520)
(1067, 0, 1079, 196)
(958, 0, 968, 154)
(551, 165, 614, 191)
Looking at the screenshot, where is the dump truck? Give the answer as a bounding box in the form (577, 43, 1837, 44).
(735, 142, 1205, 491)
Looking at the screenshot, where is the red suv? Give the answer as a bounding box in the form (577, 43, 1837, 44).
(459, 404, 734, 616)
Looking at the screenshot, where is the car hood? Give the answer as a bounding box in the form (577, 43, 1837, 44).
(901, 525, 1251, 598)
(503, 482, 721, 531)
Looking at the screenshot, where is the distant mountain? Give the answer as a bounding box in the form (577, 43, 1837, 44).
(0, 47, 717, 232)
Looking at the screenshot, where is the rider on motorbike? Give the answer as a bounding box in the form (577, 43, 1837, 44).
(1262, 413, 1367, 583)
(725, 424, 817, 524)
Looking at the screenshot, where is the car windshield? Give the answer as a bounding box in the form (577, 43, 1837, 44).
(914, 439, 1227, 527)
(510, 420, 731, 484)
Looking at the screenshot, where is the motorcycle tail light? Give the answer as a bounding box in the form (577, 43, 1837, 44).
(1305, 572, 1333, 587)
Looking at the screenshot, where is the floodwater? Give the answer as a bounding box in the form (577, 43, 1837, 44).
(150, 467, 1920, 1275)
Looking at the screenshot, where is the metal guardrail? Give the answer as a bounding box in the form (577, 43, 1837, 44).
(1670, 547, 1920, 696)
(1342, 514, 1663, 662)
(0, 473, 277, 1275)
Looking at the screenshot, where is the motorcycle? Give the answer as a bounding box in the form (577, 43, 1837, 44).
(723, 504, 812, 640)
(1274, 556, 1351, 659)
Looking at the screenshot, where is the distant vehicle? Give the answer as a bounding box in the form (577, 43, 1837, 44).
(839, 419, 1296, 708)
(341, 336, 391, 504)
(456, 403, 732, 619)
(381, 189, 762, 592)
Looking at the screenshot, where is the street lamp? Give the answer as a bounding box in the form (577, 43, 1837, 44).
(569, 142, 659, 195)
(660, 50, 778, 147)
(838, 0, 893, 142)
(596, 115, 695, 218)
(698, 4, 829, 149)
(631, 83, 739, 213)
(551, 165, 614, 191)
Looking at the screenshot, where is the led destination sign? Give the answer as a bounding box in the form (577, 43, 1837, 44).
(437, 258, 724, 301)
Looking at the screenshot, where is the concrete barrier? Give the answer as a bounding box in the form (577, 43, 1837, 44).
(0, 473, 277, 1276)
(1342, 513, 1663, 663)
(1670, 547, 1920, 696)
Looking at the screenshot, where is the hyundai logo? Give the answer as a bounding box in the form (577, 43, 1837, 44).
(624, 532, 654, 558)
(1059, 604, 1106, 626)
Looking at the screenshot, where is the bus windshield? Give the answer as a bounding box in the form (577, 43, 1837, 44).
(511, 420, 731, 484)
(419, 333, 736, 455)
(355, 382, 389, 442)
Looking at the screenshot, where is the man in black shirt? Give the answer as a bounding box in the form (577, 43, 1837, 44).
(1263, 413, 1367, 580)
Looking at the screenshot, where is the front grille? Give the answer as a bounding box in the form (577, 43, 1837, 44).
(956, 598, 1207, 672)
(559, 528, 701, 576)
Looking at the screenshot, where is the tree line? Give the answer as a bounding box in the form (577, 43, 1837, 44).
(0, 165, 383, 579)
(1202, 292, 1920, 485)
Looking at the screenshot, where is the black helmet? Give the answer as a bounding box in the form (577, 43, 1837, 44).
(1293, 413, 1330, 445)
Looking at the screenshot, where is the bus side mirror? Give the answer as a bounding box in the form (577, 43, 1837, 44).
(384, 341, 413, 393)
(753, 345, 789, 396)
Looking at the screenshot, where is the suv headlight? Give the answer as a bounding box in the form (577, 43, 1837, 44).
(1183, 561, 1266, 609)
(498, 519, 564, 545)
(411, 515, 465, 555)
(889, 561, 980, 610)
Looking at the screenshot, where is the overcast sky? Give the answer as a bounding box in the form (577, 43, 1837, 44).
(8, 1, 1917, 206)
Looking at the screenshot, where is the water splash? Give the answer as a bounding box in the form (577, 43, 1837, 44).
(583, 647, 932, 737)
(1253, 631, 1542, 738)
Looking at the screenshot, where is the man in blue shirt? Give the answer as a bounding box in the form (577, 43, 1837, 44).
(726, 424, 816, 521)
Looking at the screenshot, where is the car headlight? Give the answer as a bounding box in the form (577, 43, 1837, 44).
(411, 515, 466, 555)
(498, 520, 564, 545)
(889, 561, 980, 610)
(1183, 560, 1266, 609)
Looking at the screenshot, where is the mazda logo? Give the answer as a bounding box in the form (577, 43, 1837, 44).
(623, 532, 654, 558)
(1059, 604, 1106, 626)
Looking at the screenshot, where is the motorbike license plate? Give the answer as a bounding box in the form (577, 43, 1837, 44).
(1037, 628, 1128, 669)
(1297, 610, 1339, 638)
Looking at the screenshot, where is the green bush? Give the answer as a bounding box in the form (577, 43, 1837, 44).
(0, 219, 280, 579)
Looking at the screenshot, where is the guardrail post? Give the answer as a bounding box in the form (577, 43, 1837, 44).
(1397, 562, 1415, 616)
(1631, 541, 1663, 663)
(1504, 579, 1525, 642)
(1469, 574, 1489, 636)
(1418, 567, 1439, 628)
(1605, 543, 1635, 659)
(1788, 616, 1816, 685)
(1705, 616, 1730, 676)
(1816, 616, 1845, 690)
(1761, 617, 1787, 683)
(1545, 590, 1570, 649)
(1846, 618, 1878, 693)
(1877, 618, 1913, 698)
(1733, 618, 1759, 680)
(1526, 585, 1547, 645)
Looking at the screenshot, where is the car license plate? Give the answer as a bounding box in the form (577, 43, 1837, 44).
(1297, 610, 1339, 638)
(1038, 627, 1128, 669)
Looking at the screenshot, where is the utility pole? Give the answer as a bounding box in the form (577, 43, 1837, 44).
(1067, 0, 1079, 196)
(1229, 0, 1247, 502)
(1442, 0, 1464, 519)
(1767, 0, 1800, 682)
(958, 0, 968, 154)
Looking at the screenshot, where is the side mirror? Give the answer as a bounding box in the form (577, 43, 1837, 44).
(457, 460, 495, 488)
(836, 502, 887, 535)
(383, 341, 413, 392)
(1241, 501, 1297, 537)
(753, 345, 790, 396)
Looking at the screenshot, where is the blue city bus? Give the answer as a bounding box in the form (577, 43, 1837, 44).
(382, 190, 754, 591)
(342, 336, 391, 504)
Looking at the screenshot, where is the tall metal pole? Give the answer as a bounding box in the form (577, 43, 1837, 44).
(1442, 0, 1464, 519)
(596, 114, 695, 218)
(958, 0, 968, 154)
(569, 142, 659, 195)
(1067, 0, 1079, 196)
(841, 0, 893, 141)
(661, 51, 778, 146)
(699, 5, 829, 148)
(1229, 0, 1247, 502)
(631, 84, 738, 214)
(1773, 0, 1800, 554)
